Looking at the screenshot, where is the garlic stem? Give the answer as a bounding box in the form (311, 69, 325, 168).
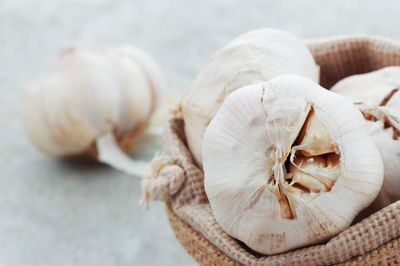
(96, 132, 151, 178)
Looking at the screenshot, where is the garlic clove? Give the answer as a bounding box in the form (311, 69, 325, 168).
(203, 75, 383, 255)
(289, 155, 340, 194)
(108, 46, 174, 136)
(292, 110, 336, 157)
(107, 46, 165, 113)
(182, 28, 319, 168)
(24, 46, 165, 178)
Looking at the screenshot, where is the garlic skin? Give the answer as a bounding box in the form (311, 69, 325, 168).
(203, 75, 383, 255)
(181, 29, 319, 167)
(331, 66, 400, 107)
(364, 121, 400, 210)
(108, 46, 165, 117)
(331, 66, 400, 212)
(24, 47, 164, 176)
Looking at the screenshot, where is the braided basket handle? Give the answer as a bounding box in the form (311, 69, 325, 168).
(141, 153, 185, 209)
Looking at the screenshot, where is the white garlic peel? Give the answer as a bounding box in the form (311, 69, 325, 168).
(331, 66, 400, 211)
(108, 45, 168, 133)
(181, 28, 320, 168)
(24, 47, 165, 177)
(203, 75, 383, 255)
(331, 66, 400, 107)
(364, 121, 400, 210)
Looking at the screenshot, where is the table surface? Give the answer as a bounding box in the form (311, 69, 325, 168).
(1, 1, 400, 265)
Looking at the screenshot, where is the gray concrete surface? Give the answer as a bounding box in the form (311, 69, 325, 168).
(0, 0, 400, 265)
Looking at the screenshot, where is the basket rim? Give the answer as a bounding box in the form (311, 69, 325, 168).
(306, 33, 400, 46)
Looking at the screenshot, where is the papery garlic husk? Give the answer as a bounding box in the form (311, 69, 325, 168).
(363, 121, 400, 211)
(181, 28, 320, 168)
(24, 46, 165, 177)
(331, 66, 400, 107)
(331, 66, 400, 212)
(203, 75, 383, 255)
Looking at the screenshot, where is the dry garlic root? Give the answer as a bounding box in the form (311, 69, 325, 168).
(181, 28, 319, 168)
(203, 75, 383, 255)
(331, 66, 400, 212)
(24, 46, 165, 177)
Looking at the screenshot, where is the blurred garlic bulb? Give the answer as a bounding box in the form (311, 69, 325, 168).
(203, 75, 383, 255)
(181, 28, 319, 167)
(331, 66, 400, 211)
(24, 46, 165, 177)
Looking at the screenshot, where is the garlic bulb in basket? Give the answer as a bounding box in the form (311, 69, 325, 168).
(24, 46, 165, 177)
(331, 66, 400, 211)
(181, 28, 319, 168)
(203, 75, 383, 255)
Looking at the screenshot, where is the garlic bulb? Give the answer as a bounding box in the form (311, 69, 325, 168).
(331, 66, 400, 211)
(203, 75, 383, 255)
(181, 29, 319, 167)
(24, 46, 164, 177)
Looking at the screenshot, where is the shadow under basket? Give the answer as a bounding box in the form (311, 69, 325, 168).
(147, 35, 400, 265)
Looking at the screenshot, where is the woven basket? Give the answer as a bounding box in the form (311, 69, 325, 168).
(143, 35, 400, 265)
